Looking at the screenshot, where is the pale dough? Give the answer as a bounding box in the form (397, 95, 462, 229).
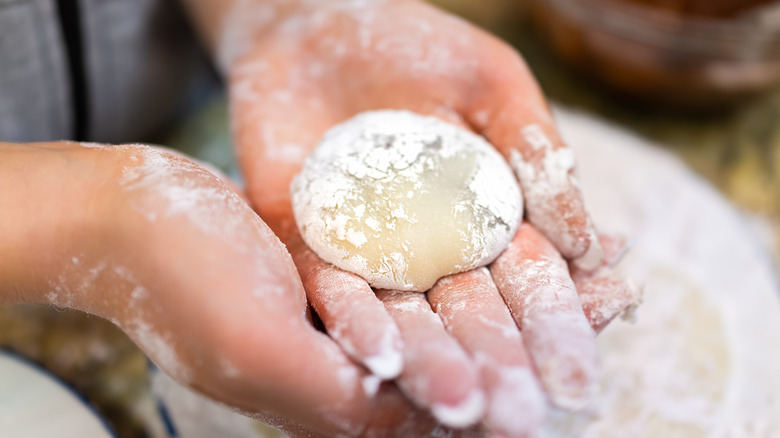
(291, 110, 523, 291)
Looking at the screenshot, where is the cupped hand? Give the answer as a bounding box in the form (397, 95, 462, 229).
(284, 222, 637, 437)
(2, 141, 466, 437)
(225, 0, 636, 436)
(229, 0, 601, 268)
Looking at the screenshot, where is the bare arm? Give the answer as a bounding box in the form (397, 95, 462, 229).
(1, 141, 424, 436)
(0, 141, 113, 305)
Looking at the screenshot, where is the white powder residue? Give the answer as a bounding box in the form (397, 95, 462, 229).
(491, 228, 600, 410)
(264, 140, 308, 164)
(119, 146, 259, 252)
(361, 374, 382, 397)
(46, 255, 106, 308)
(430, 390, 485, 429)
(521, 124, 555, 151)
(44, 247, 197, 406)
(379, 289, 434, 314)
(292, 110, 522, 291)
(485, 365, 545, 437)
(511, 144, 575, 211)
(524, 310, 599, 411)
(513, 124, 602, 267)
(218, 0, 395, 72)
(218, 357, 241, 380)
(539, 107, 780, 436)
(362, 327, 404, 379)
(130, 318, 192, 385)
(475, 313, 520, 341)
(217, 0, 278, 72)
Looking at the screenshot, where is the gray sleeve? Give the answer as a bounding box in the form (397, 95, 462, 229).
(79, 0, 214, 143)
(0, 0, 214, 144)
(0, 0, 72, 142)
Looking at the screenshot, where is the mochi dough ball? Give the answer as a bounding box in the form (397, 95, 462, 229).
(291, 110, 523, 291)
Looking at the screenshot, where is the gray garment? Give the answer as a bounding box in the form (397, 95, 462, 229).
(0, 0, 71, 141)
(0, 0, 213, 143)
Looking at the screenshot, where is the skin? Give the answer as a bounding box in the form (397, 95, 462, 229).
(184, 0, 632, 435)
(0, 141, 636, 436)
(0, 0, 640, 436)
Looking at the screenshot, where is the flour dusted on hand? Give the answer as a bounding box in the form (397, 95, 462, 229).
(291, 110, 523, 291)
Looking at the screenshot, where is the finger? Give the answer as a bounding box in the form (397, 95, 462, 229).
(32, 144, 398, 436)
(570, 233, 630, 281)
(196, 307, 377, 436)
(362, 382, 485, 438)
(147, 145, 249, 203)
(285, 233, 404, 380)
(429, 268, 545, 438)
(567, 233, 641, 333)
(490, 222, 599, 410)
(594, 233, 630, 268)
(375, 289, 486, 429)
(575, 272, 642, 334)
(465, 41, 601, 270)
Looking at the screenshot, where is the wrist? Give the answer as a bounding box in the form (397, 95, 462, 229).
(0, 142, 113, 305)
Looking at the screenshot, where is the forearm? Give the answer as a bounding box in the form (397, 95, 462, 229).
(0, 142, 109, 304)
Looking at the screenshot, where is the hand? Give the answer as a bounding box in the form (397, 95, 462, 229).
(285, 223, 637, 437)
(226, 0, 601, 268)
(216, 0, 634, 435)
(1, 141, 453, 436)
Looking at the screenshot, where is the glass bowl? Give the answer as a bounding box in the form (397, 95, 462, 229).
(528, 0, 780, 107)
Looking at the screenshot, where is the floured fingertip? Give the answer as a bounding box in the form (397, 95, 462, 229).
(572, 229, 603, 271)
(544, 359, 599, 411)
(364, 347, 404, 380)
(430, 390, 486, 428)
(361, 374, 382, 397)
(620, 281, 644, 324)
(525, 312, 599, 411)
(486, 367, 545, 438)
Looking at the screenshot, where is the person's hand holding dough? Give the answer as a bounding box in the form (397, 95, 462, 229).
(181, 0, 638, 436)
(0, 141, 400, 437)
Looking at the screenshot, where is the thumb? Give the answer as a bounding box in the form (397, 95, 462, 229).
(465, 40, 602, 270)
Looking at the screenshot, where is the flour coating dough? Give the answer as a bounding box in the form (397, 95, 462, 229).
(291, 110, 523, 291)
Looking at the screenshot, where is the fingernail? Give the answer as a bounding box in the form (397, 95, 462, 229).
(543, 358, 598, 411)
(572, 230, 603, 271)
(620, 281, 644, 324)
(528, 314, 599, 411)
(487, 367, 545, 437)
(431, 390, 486, 428)
(361, 374, 382, 397)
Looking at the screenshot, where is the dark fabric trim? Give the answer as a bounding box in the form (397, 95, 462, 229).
(55, 0, 88, 140)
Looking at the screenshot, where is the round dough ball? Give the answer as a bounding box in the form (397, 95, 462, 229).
(291, 110, 523, 291)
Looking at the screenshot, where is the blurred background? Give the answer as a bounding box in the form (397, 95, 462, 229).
(1, 0, 779, 436)
(430, 0, 780, 260)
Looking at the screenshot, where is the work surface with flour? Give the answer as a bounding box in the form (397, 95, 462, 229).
(541, 109, 780, 437)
